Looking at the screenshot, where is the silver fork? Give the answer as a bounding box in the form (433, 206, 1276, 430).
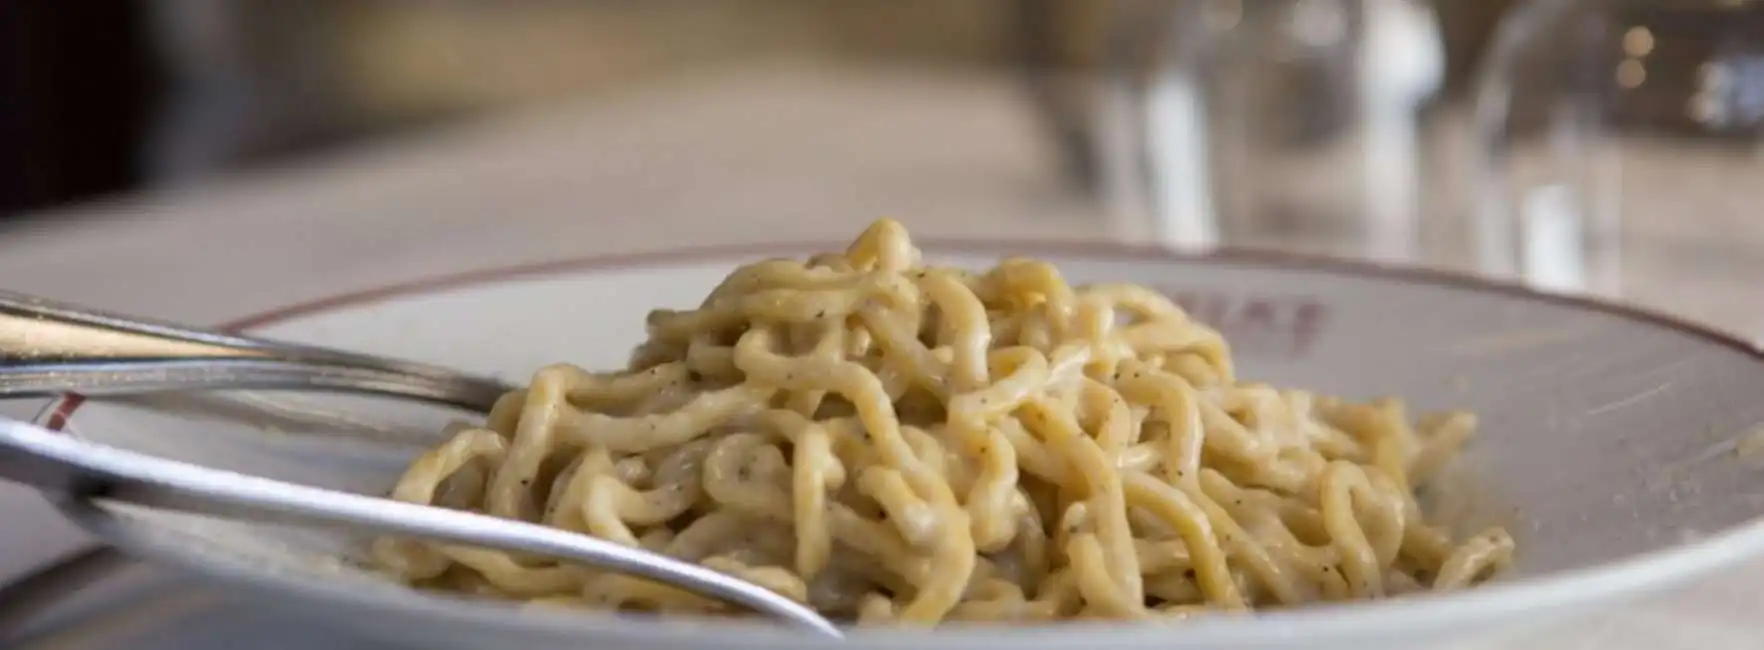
(0, 291, 841, 636)
(0, 291, 512, 411)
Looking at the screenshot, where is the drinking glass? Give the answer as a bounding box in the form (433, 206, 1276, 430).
(1472, 0, 1764, 338)
(1102, 0, 1447, 262)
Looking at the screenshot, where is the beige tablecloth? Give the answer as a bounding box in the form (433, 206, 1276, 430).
(2, 65, 1760, 648)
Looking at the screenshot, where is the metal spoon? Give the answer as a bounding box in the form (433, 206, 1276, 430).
(0, 292, 842, 637)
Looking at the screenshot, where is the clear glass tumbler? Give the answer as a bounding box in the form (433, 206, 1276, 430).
(1472, 0, 1764, 339)
(1102, 0, 1447, 263)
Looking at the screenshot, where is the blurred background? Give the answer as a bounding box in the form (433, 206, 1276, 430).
(3, 0, 1517, 214)
(3, 0, 1764, 335)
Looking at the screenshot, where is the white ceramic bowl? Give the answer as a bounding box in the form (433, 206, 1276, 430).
(39, 241, 1764, 650)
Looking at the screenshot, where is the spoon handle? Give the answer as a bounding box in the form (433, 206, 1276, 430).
(0, 418, 841, 636)
(0, 291, 510, 411)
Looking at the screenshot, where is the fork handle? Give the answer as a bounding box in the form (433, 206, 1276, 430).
(0, 291, 511, 411)
(2, 358, 509, 412)
(0, 418, 842, 636)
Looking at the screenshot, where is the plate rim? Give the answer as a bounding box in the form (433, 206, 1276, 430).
(34, 238, 1764, 648)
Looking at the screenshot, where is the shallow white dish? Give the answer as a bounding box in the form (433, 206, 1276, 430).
(37, 240, 1764, 650)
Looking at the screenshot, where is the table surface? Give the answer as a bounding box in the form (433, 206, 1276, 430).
(3, 64, 1763, 649)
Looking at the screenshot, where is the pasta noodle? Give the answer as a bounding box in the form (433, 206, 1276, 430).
(374, 219, 1515, 624)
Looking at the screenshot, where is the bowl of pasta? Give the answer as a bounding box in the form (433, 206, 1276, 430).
(38, 220, 1764, 649)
